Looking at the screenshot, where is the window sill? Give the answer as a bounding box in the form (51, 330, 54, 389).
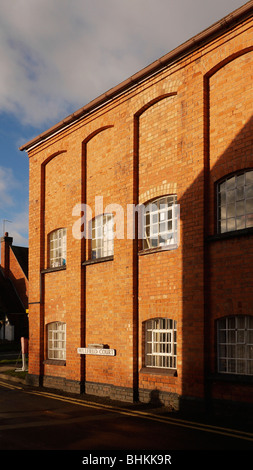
(43, 359, 66, 366)
(140, 367, 177, 377)
(138, 245, 178, 256)
(82, 255, 114, 266)
(206, 227, 253, 243)
(41, 266, 66, 274)
(208, 373, 253, 384)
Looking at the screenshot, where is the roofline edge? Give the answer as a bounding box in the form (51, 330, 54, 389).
(19, 1, 253, 153)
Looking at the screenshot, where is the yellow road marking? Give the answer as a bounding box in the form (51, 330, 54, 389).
(28, 389, 253, 443)
(0, 380, 23, 391)
(1, 380, 252, 443)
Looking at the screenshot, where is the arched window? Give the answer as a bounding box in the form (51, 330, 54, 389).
(145, 318, 177, 369)
(49, 228, 66, 268)
(217, 169, 253, 233)
(217, 315, 253, 375)
(47, 321, 66, 361)
(91, 214, 114, 259)
(142, 195, 179, 250)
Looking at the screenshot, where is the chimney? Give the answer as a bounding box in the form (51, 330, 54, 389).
(1, 232, 13, 277)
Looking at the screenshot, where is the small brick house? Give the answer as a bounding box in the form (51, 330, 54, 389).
(20, 2, 253, 412)
(0, 233, 28, 341)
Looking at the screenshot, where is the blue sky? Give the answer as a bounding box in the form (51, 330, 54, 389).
(0, 0, 248, 247)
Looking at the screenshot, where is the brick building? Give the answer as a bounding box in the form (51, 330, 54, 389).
(20, 2, 253, 412)
(0, 233, 28, 341)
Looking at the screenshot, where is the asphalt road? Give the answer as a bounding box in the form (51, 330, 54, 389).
(0, 376, 252, 462)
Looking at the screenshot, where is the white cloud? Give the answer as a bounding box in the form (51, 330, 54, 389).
(8, 210, 29, 247)
(0, 166, 19, 208)
(0, 0, 246, 127)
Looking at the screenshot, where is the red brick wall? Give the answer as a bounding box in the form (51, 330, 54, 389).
(84, 124, 136, 390)
(206, 49, 253, 403)
(0, 236, 28, 309)
(9, 248, 28, 309)
(26, 14, 253, 406)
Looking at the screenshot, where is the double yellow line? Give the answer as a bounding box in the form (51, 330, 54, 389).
(29, 388, 253, 443)
(1, 380, 253, 443)
(0, 380, 23, 391)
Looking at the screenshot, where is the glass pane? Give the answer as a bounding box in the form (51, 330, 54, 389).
(236, 200, 245, 216)
(227, 218, 235, 231)
(237, 174, 245, 187)
(248, 330, 253, 345)
(151, 238, 158, 248)
(227, 190, 235, 204)
(226, 176, 235, 190)
(220, 191, 226, 205)
(246, 171, 253, 185)
(143, 239, 149, 250)
(160, 222, 168, 233)
(247, 345, 253, 360)
(237, 317, 246, 328)
(219, 359, 227, 372)
(219, 181, 226, 192)
(219, 206, 226, 219)
(237, 360, 245, 374)
(237, 329, 245, 343)
(246, 215, 253, 228)
(167, 209, 172, 220)
(159, 198, 166, 208)
(145, 213, 150, 225)
(159, 235, 166, 245)
(246, 185, 253, 198)
(228, 317, 236, 329)
(160, 211, 166, 221)
(152, 213, 158, 224)
(227, 204, 235, 218)
(247, 360, 253, 375)
(228, 359, 236, 373)
(220, 220, 226, 233)
(236, 187, 244, 201)
(236, 216, 245, 230)
(152, 224, 158, 235)
(219, 345, 226, 357)
(246, 198, 253, 214)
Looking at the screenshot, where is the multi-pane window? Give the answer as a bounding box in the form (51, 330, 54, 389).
(49, 228, 66, 268)
(217, 170, 253, 233)
(217, 316, 253, 376)
(143, 195, 178, 250)
(91, 214, 114, 259)
(47, 322, 66, 361)
(145, 318, 177, 369)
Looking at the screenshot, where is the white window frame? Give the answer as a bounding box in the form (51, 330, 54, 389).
(217, 169, 253, 234)
(49, 228, 66, 268)
(217, 315, 253, 376)
(145, 318, 177, 369)
(91, 214, 114, 259)
(47, 322, 66, 361)
(143, 195, 179, 250)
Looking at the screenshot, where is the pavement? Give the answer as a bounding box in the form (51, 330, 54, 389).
(0, 364, 27, 384)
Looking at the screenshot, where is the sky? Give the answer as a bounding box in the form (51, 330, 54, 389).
(0, 0, 248, 248)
